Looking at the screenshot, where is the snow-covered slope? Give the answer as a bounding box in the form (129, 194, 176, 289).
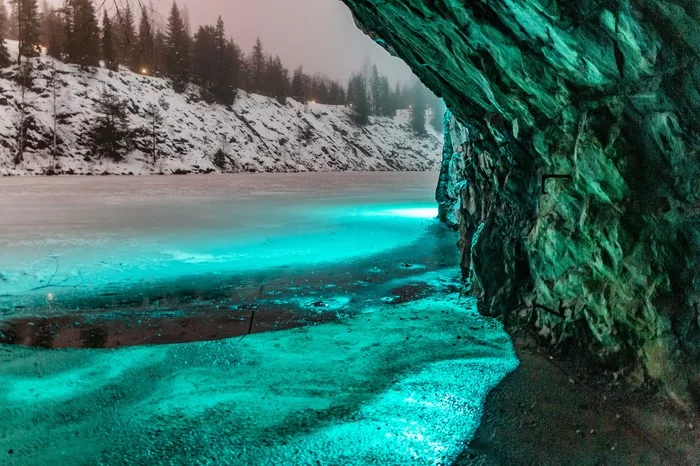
(0, 42, 441, 175)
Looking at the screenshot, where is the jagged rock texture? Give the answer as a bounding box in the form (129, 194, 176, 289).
(344, 0, 699, 402)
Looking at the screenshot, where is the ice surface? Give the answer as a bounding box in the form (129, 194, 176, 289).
(0, 172, 445, 313)
(0, 294, 518, 465)
(0, 172, 519, 464)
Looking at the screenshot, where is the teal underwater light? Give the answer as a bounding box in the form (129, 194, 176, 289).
(361, 206, 439, 219)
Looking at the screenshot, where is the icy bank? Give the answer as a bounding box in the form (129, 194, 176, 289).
(0, 293, 518, 465)
(0, 41, 441, 175)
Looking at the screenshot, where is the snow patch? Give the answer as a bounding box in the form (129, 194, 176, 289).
(0, 42, 443, 175)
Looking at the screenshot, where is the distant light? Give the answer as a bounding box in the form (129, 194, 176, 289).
(46, 292, 54, 301)
(386, 207, 438, 218)
(362, 207, 438, 219)
(311, 100, 316, 104)
(141, 68, 148, 75)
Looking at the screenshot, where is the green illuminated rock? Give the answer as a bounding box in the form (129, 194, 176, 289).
(343, 0, 699, 404)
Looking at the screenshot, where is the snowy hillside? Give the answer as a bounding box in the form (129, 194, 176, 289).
(0, 42, 442, 175)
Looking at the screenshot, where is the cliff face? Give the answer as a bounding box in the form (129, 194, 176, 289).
(344, 0, 699, 402)
(0, 44, 441, 175)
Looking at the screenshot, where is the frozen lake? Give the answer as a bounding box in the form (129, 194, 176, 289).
(0, 172, 518, 465)
(1, 172, 452, 320)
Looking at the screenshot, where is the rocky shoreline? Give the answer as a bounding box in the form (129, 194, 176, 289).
(461, 340, 699, 465)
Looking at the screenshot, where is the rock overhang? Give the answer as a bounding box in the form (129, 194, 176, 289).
(342, 0, 699, 406)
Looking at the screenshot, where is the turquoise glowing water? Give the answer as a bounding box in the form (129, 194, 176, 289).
(0, 172, 445, 314)
(0, 172, 519, 465)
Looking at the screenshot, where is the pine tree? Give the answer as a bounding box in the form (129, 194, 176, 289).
(91, 88, 129, 160)
(266, 55, 287, 104)
(181, 3, 190, 37)
(212, 16, 233, 104)
(135, 7, 152, 73)
(67, 0, 99, 67)
(0, 0, 6, 36)
(291, 66, 304, 100)
(379, 76, 393, 116)
(228, 39, 244, 91)
(165, 1, 189, 92)
(394, 82, 402, 108)
(38, 0, 48, 44)
(249, 36, 265, 94)
(277, 60, 289, 104)
(15, 57, 33, 163)
(145, 100, 165, 163)
(151, 29, 166, 76)
(369, 64, 381, 115)
(315, 77, 328, 103)
(430, 99, 445, 133)
(410, 80, 426, 135)
(6, 0, 17, 40)
(346, 76, 354, 105)
(192, 24, 216, 101)
(101, 10, 116, 70)
(16, 0, 40, 60)
(237, 46, 249, 90)
(0, 0, 10, 67)
(44, 5, 62, 59)
(349, 73, 369, 125)
(114, 3, 135, 70)
(328, 81, 340, 105)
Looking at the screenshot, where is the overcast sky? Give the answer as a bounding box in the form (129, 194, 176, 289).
(158, 0, 415, 85)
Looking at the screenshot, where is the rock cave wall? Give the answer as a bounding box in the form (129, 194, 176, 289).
(342, 0, 699, 403)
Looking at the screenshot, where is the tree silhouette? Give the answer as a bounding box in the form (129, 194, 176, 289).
(135, 7, 153, 73)
(5, 0, 17, 40)
(348, 73, 369, 124)
(369, 64, 381, 115)
(65, 0, 100, 67)
(101, 11, 116, 70)
(410, 80, 426, 135)
(0, 0, 10, 67)
(165, 1, 190, 92)
(212, 16, 234, 104)
(249, 36, 265, 94)
(91, 88, 130, 160)
(16, 0, 40, 60)
(192, 24, 216, 101)
(42, 5, 63, 59)
(291, 66, 304, 100)
(114, 3, 135, 70)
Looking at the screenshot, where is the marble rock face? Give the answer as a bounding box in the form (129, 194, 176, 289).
(343, 0, 699, 403)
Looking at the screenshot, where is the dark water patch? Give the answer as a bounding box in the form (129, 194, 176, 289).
(388, 282, 440, 304)
(0, 223, 459, 349)
(0, 303, 341, 349)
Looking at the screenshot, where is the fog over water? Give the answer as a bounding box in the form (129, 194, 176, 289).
(176, 0, 414, 83)
(0, 172, 445, 312)
(64, 0, 415, 84)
